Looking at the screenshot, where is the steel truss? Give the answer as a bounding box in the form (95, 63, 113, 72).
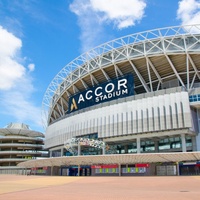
(42, 24, 200, 128)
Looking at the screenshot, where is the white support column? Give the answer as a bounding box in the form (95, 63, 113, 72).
(49, 150, 53, 157)
(146, 58, 153, 91)
(78, 143, 81, 156)
(102, 146, 105, 155)
(61, 148, 64, 157)
(124, 145, 128, 154)
(118, 164, 121, 176)
(165, 54, 185, 88)
(51, 166, 54, 176)
(176, 162, 180, 176)
(78, 165, 80, 176)
(129, 60, 150, 92)
(181, 133, 186, 152)
(192, 136, 197, 151)
(137, 137, 141, 154)
(154, 140, 159, 152)
(186, 54, 190, 90)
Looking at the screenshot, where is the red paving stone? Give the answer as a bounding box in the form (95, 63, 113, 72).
(0, 175, 200, 200)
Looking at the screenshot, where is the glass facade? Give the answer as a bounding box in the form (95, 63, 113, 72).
(189, 94, 200, 102)
(105, 136, 193, 154)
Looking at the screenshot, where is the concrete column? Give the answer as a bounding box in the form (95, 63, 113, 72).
(51, 166, 54, 176)
(154, 140, 159, 152)
(137, 138, 141, 154)
(124, 145, 128, 154)
(49, 150, 53, 157)
(61, 148, 64, 157)
(102, 145, 105, 155)
(118, 164, 121, 176)
(181, 133, 186, 152)
(176, 162, 180, 176)
(78, 165, 80, 176)
(192, 136, 197, 151)
(78, 143, 81, 156)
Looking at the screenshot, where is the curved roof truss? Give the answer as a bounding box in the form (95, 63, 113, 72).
(42, 24, 200, 128)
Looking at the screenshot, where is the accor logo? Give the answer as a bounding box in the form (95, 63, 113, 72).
(67, 74, 134, 114)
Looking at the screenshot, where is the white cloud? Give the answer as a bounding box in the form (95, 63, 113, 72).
(0, 26, 25, 90)
(28, 63, 35, 72)
(70, 0, 103, 52)
(70, 0, 146, 52)
(0, 25, 22, 56)
(90, 0, 146, 29)
(0, 25, 42, 130)
(177, 0, 200, 25)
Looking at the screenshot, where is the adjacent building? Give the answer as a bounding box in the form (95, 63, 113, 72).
(0, 123, 45, 174)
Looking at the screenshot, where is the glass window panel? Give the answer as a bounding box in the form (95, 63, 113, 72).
(131, 167, 136, 173)
(122, 168, 127, 173)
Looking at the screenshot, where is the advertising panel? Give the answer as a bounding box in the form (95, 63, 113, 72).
(91, 164, 118, 169)
(67, 74, 134, 114)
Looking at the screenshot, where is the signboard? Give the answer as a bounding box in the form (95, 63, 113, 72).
(91, 164, 118, 169)
(135, 163, 149, 168)
(67, 74, 134, 114)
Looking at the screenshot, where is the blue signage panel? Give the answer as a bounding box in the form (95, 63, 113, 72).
(67, 74, 134, 114)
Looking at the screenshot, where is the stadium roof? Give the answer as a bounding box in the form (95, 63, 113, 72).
(17, 152, 200, 168)
(42, 24, 200, 127)
(0, 123, 44, 138)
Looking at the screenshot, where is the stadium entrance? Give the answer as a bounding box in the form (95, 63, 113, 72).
(61, 166, 91, 176)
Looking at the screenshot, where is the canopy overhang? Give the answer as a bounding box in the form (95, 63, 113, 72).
(17, 152, 200, 168)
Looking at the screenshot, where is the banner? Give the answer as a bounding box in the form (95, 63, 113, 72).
(67, 74, 134, 114)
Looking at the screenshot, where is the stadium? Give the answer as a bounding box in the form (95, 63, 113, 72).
(19, 24, 200, 176)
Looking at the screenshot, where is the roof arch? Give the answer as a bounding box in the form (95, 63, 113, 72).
(42, 24, 200, 128)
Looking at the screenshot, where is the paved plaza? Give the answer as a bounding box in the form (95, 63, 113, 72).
(0, 175, 200, 200)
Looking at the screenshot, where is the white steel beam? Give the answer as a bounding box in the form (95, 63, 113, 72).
(56, 103, 63, 116)
(53, 109, 60, 119)
(60, 99, 65, 115)
(72, 85, 79, 94)
(114, 63, 123, 78)
(186, 54, 190, 90)
(61, 97, 68, 108)
(165, 54, 185, 88)
(129, 60, 150, 92)
(147, 57, 163, 84)
(49, 116, 55, 122)
(101, 68, 110, 81)
(66, 91, 72, 97)
(188, 54, 200, 80)
(90, 74, 99, 87)
(146, 57, 153, 92)
(80, 79, 89, 89)
(190, 73, 197, 89)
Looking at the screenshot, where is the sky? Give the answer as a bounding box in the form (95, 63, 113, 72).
(0, 0, 200, 133)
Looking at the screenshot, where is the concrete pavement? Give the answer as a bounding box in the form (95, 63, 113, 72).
(0, 175, 200, 200)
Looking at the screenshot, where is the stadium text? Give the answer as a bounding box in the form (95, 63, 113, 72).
(67, 74, 134, 113)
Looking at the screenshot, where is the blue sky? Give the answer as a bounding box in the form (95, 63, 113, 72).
(0, 0, 200, 133)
